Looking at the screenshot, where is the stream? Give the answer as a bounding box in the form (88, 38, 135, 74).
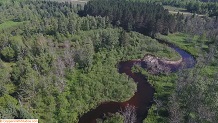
(79, 39, 196, 123)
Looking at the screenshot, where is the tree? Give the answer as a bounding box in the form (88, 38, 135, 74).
(68, 19, 74, 35)
(119, 31, 129, 47)
(170, 65, 218, 123)
(120, 104, 136, 123)
(0, 46, 15, 61)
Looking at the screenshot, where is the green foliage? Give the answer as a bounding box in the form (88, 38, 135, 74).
(0, 46, 15, 61)
(17, 108, 33, 119)
(132, 0, 218, 16)
(83, 0, 177, 35)
(168, 67, 218, 123)
(0, 95, 31, 119)
(155, 33, 201, 57)
(0, 0, 217, 123)
(0, 86, 6, 97)
(1, 1, 177, 120)
(0, 21, 24, 31)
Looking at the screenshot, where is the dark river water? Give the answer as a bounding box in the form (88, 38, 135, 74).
(78, 39, 196, 123)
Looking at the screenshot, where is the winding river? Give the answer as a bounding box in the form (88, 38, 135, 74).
(79, 39, 196, 123)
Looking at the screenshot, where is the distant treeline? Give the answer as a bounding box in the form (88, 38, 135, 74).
(81, 0, 181, 36)
(200, 0, 218, 2)
(129, 0, 218, 16)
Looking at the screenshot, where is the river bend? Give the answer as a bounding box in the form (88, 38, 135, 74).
(79, 39, 196, 123)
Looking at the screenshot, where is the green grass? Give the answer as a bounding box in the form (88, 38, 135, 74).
(155, 33, 203, 57)
(156, 32, 218, 74)
(0, 21, 24, 31)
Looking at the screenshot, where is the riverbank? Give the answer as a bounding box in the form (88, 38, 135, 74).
(79, 38, 196, 123)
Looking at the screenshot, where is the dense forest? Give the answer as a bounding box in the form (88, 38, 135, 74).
(81, 0, 177, 35)
(127, 0, 218, 16)
(0, 0, 218, 123)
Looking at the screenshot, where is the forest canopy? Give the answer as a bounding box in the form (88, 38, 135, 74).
(0, 0, 218, 123)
